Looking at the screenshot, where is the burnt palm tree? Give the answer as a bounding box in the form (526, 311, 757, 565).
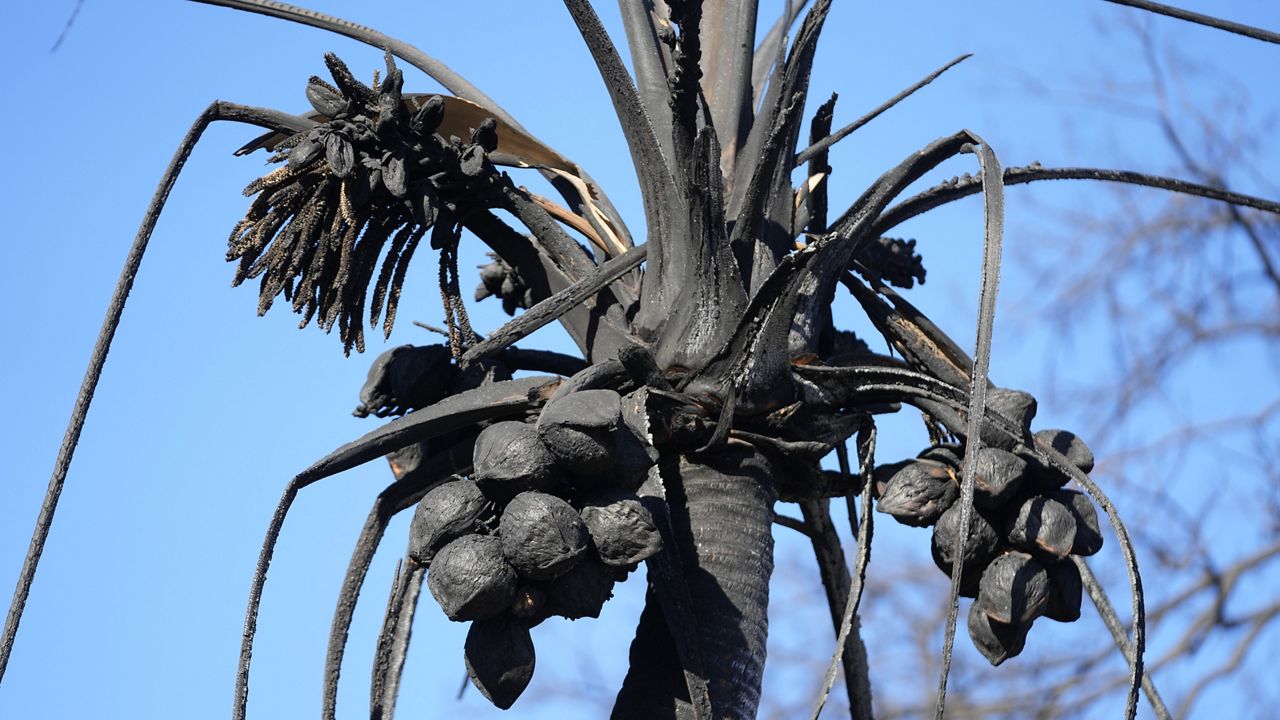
(5, 1, 1279, 718)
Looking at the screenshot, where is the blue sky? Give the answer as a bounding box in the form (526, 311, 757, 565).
(2, 2, 1278, 718)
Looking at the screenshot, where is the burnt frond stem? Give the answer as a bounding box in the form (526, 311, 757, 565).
(461, 245, 647, 365)
(794, 53, 972, 166)
(1102, 0, 1280, 45)
(322, 477, 440, 720)
(562, 0, 683, 332)
(2, 101, 312, 686)
(811, 425, 876, 719)
(1074, 558, 1172, 720)
(369, 561, 425, 719)
(935, 137, 1004, 720)
(1038, 447, 1149, 720)
(873, 166, 1280, 236)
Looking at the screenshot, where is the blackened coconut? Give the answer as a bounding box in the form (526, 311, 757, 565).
(876, 460, 957, 527)
(536, 389, 622, 477)
(578, 490, 662, 567)
(499, 492, 589, 580)
(464, 616, 536, 709)
(407, 479, 489, 564)
(427, 534, 517, 621)
(472, 420, 561, 502)
(975, 550, 1049, 626)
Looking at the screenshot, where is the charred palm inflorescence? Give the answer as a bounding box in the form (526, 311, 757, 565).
(14, 1, 1280, 719)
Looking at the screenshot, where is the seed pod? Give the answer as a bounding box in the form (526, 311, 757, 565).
(323, 132, 356, 178)
(500, 492, 589, 580)
(1044, 559, 1083, 622)
(1034, 428, 1094, 473)
(871, 460, 911, 498)
(876, 460, 957, 527)
(410, 95, 445, 136)
(305, 77, 348, 117)
(543, 557, 617, 619)
(968, 600, 1029, 666)
(612, 422, 657, 490)
(472, 421, 561, 502)
(1006, 494, 1077, 560)
(976, 551, 1049, 626)
(288, 133, 325, 169)
(968, 447, 1027, 509)
(509, 585, 550, 628)
(381, 153, 408, 198)
(472, 117, 499, 153)
(385, 442, 428, 483)
(407, 480, 489, 564)
(1050, 489, 1104, 556)
(931, 503, 1002, 597)
(459, 144, 487, 176)
(578, 490, 662, 566)
(537, 389, 622, 477)
(464, 616, 535, 710)
(427, 535, 517, 621)
(354, 343, 454, 417)
(987, 387, 1037, 432)
(918, 443, 963, 468)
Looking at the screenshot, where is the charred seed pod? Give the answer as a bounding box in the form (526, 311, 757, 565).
(1006, 494, 1078, 561)
(385, 441, 429, 483)
(1050, 489, 1104, 556)
(968, 446, 1028, 509)
(500, 492, 590, 580)
(918, 443, 963, 468)
(305, 77, 348, 117)
(987, 387, 1037, 433)
(427, 535, 518, 621)
(578, 490, 663, 566)
(472, 421, 561, 502)
(871, 460, 911, 498)
(509, 585, 550, 627)
(931, 503, 1003, 597)
(976, 550, 1050, 626)
(542, 557, 618, 619)
(1034, 428, 1095, 473)
(1044, 559, 1084, 622)
(536, 389, 622, 477)
(464, 616, 536, 710)
(968, 599, 1029, 666)
(354, 344, 456, 417)
(876, 460, 957, 527)
(407, 479, 489, 565)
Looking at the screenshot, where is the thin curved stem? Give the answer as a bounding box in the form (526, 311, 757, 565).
(0, 101, 310, 686)
(873, 165, 1280, 236)
(1074, 558, 1172, 720)
(935, 137, 1005, 720)
(794, 54, 972, 166)
(460, 245, 646, 366)
(1037, 445, 1149, 720)
(370, 561, 425, 719)
(322, 477, 437, 720)
(1102, 0, 1280, 45)
(811, 426, 876, 719)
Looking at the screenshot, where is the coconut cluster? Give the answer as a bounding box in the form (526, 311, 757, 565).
(874, 425, 1100, 665)
(406, 381, 663, 708)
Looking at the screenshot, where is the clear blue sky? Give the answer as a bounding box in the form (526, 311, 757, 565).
(1, 2, 1277, 718)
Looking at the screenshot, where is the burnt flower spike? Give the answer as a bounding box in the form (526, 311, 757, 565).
(30, 2, 1280, 717)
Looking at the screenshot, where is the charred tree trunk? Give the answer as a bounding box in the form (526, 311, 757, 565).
(616, 441, 777, 719)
